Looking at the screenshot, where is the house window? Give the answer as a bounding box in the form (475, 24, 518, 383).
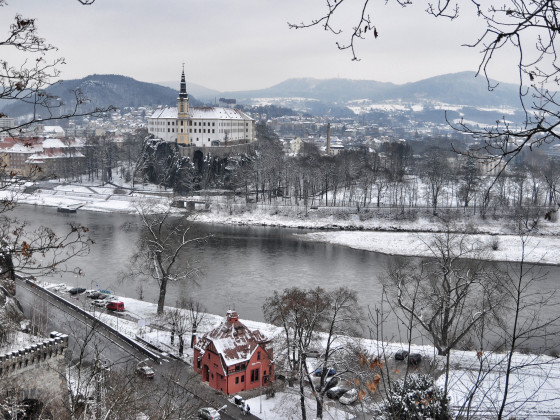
(208, 353, 210, 360)
(203, 122, 206, 126)
(181, 120, 183, 125)
(235, 377, 239, 384)
(241, 375, 245, 383)
(212, 122, 215, 126)
(257, 351, 261, 361)
(203, 129, 206, 133)
(250, 368, 259, 383)
(212, 129, 215, 133)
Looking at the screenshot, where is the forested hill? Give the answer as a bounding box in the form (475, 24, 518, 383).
(223, 72, 521, 108)
(1, 74, 202, 118)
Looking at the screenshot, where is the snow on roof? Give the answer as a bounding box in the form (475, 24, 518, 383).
(42, 126, 65, 134)
(9, 143, 42, 153)
(42, 138, 67, 148)
(150, 106, 253, 121)
(195, 312, 270, 367)
(150, 107, 178, 119)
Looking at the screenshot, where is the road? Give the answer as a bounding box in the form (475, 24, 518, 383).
(14, 277, 263, 419)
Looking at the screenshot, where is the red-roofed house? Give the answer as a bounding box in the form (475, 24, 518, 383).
(194, 311, 273, 395)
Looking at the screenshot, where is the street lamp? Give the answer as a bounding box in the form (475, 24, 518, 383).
(251, 361, 263, 414)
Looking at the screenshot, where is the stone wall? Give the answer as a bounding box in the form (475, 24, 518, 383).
(178, 143, 254, 160)
(0, 334, 68, 403)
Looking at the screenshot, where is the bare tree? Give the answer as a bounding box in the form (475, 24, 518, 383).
(263, 287, 362, 420)
(290, 0, 560, 179)
(130, 200, 210, 315)
(387, 227, 504, 357)
(0, 1, 113, 137)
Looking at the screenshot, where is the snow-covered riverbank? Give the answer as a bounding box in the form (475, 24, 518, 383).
(4, 181, 560, 265)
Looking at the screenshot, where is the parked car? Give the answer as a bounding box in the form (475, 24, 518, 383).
(68, 287, 86, 295)
(326, 386, 351, 399)
(136, 363, 155, 379)
(408, 353, 422, 366)
(304, 349, 321, 358)
(106, 301, 124, 311)
(87, 291, 107, 300)
(339, 388, 358, 405)
(395, 349, 409, 360)
(323, 376, 340, 391)
(91, 299, 107, 307)
(198, 407, 225, 420)
(313, 367, 336, 377)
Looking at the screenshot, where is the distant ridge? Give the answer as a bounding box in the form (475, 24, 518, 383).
(0, 72, 525, 124)
(1, 74, 202, 118)
(223, 72, 521, 107)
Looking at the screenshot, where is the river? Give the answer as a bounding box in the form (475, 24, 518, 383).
(14, 204, 560, 354)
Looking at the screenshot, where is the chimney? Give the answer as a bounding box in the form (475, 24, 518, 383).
(327, 123, 331, 155)
(226, 310, 239, 323)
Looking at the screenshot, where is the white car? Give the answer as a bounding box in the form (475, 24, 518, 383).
(339, 388, 358, 405)
(198, 407, 221, 420)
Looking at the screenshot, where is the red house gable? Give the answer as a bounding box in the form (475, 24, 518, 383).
(194, 311, 274, 395)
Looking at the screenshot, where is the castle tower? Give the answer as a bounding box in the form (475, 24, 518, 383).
(177, 64, 190, 145)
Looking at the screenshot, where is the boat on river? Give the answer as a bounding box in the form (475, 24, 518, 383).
(57, 205, 77, 213)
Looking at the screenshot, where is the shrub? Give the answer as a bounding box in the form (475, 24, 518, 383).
(373, 374, 451, 420)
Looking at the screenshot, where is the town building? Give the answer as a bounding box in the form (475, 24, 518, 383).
(193, 311, 273, 395)
(0, 116, 14, 139)
(148, 69, 255, 147)
(0, 137, 85, 178)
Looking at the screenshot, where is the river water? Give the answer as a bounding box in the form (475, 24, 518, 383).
(14, 204, 560, 354)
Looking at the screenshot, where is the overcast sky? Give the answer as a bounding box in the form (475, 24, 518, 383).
(0, 0, 520, 92)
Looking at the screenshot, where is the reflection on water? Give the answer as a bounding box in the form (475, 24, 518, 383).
(16, 204, 560, 354)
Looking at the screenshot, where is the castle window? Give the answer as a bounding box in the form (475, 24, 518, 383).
(203, 129, 206, 133)
(212, 122, 215, 126)
(189, 121, 192, 126)
(203, 122, 206, 126)
(190, 129, 192, 133)
(180, 121, 183, 125)
(212, 129, 215, 133)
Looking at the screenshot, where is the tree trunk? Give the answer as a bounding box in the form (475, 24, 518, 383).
(157, 276, 168, 315)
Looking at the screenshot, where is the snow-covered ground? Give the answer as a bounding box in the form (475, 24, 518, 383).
(39, 282, 560, 420)
(4, 179, 560, 417)
(2, 180, 559, 266)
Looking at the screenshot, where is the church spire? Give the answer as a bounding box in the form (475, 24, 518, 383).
(179, 63, 187, 99)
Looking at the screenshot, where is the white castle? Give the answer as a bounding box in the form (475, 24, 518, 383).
(148, 68, 255, 147)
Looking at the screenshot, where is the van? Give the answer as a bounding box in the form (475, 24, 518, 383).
(106, 301, 124, 311)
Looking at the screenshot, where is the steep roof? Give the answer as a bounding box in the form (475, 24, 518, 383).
(195, 311, 270, 367)
(150, 106, 253, 121)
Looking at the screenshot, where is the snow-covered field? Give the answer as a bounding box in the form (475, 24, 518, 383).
(3, 180, 559, 266)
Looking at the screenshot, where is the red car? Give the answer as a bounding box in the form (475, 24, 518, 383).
(106, 301, 124, 311)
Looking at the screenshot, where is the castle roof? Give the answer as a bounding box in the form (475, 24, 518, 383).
(150, 106, 252, 121)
